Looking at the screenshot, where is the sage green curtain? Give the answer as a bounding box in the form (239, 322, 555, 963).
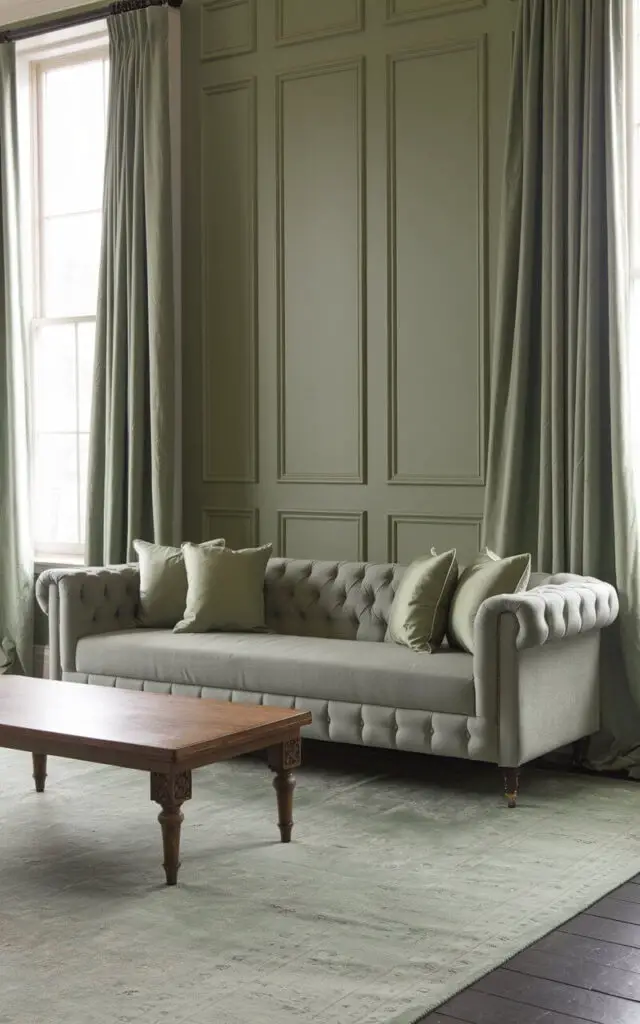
(86, 6, 176, 565)
(0, 42, 33, 676)
(484, 0, 640, 768)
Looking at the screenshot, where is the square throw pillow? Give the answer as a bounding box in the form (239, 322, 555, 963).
(134, 538, 225, 628)
(447, 548, 531, 654)
(386, 548, 458, 653)
(174, 543, 273, 634)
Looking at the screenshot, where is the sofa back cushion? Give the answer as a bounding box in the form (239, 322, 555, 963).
(265, 559, 403, 642)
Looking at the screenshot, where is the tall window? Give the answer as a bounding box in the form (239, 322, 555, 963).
(633, 3, 640, 314)
(18, 29, 109, 561)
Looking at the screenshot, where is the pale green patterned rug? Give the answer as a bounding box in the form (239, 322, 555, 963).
(2, 747, 640, 1024)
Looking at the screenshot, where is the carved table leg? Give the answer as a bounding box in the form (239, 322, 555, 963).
(502, 767, 520, 809)
(150, 770, 192, 885)
(32, 753, 47, 793)
(268, 735, 301, 843)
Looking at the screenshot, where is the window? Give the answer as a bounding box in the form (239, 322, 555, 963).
(628, 1, 640, 480)
(633, 3, 640, 295)
(17, 28, 109, 561)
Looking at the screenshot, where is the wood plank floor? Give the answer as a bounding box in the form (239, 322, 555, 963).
(419, 876, 640, 1023)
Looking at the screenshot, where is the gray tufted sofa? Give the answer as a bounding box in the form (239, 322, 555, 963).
(36, 558, 619, 802)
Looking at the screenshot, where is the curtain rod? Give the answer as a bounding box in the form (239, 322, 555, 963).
(0, 0, 182, 44)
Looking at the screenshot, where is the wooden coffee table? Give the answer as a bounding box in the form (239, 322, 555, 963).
(0, 677, 312, 885)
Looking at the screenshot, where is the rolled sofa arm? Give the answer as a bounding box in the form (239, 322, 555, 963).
(473, 574, 619, 767)
(475, 573, 619, 651)
(36, 566, 140, 679)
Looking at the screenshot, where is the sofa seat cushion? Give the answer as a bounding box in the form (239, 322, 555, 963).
(75, 630, 476, 716)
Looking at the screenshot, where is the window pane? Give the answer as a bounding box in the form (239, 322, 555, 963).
(42, 211, 102, 318)
(79, 433, 90, 544)
(34, 434, 80, 545)
(41, 60, 107, 216)
(630, 122, 634, 272)
(33, 323, 77, 433)
(77, 320, 96, 432)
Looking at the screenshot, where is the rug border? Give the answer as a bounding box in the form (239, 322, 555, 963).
(383, 863, 640, 1024)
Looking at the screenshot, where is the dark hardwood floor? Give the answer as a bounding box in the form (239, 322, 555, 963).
(420, 876, 640, 1023)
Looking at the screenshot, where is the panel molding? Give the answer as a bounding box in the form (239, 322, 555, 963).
(201, 0, 256, 62)
(387, 512, 483, 562)
(385, 0, 485, 25)
(278, 510, 367, 560)
(275, 0, 364, 46)
(276, 58, 366, 484)
(201, 77, 259, 484)
(202, 507, 260, 547)
(386, 36, 487, 486)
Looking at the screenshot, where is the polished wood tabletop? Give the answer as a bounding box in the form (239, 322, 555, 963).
(0, 676, 311, 769)
(0, 677, 312, 884)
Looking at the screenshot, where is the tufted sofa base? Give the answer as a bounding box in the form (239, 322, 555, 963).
(62, 672, 497, 761)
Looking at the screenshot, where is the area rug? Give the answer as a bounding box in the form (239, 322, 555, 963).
(2, 749, 640, 1024)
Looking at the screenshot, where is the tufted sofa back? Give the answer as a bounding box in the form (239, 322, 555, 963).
(263, 560, 551, 643)
(264, 558, 404, 642)
(36, 559, 552, 652)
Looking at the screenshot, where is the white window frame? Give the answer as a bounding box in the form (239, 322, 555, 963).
(17, 24, 108, 567)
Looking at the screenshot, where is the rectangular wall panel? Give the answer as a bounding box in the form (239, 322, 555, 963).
(201, 0, 256, 61)
(202, 508, 259, 549)
(201, 79, 258, 483)
(386, 0, 485, 24)
(388, 39, 486, 485)
(277, 60, 365, 483)
(388, 513, 482, 565)
(276, 0, 364, 45)
(278, 511, 366, 561)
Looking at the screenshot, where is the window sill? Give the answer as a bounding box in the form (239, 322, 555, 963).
(34, 555, 85, 576)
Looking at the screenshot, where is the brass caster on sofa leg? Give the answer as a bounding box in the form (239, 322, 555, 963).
(502, 768, 520, 808)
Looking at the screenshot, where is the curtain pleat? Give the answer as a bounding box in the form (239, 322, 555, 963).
(86, 7, 176, 565)
(0, 42, 33, 675)
(484, 0, 640, 770)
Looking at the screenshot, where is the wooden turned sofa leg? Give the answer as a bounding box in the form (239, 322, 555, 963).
(502, 767, 520, 808)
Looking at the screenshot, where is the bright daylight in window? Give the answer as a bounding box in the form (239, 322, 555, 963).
(17, 29, 109, 561)
(631, 1, 640, 494)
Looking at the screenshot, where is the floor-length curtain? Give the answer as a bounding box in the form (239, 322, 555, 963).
(484, 0, 640, 769)
(0, 42, 33, 676)
(86, 6, 176, 565)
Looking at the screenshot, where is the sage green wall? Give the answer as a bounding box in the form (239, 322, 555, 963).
(182, 0, 517, 565)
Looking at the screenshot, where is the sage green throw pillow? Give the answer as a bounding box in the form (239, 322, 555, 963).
(386, 548, 458, 653)
(134, 538, 225, 628)
(447, 548, 531, 654)
(174, 543, 273, 634)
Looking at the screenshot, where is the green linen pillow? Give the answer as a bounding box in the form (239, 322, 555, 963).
(447, 548, 531, 654)
(133, 538, 225, 628)
(174, 542, 273, 634)
(386, 548, 458, 653)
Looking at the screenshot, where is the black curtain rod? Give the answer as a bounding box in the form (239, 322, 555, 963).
(0, 0, 182, 44)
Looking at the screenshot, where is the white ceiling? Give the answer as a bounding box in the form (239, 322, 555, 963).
(0, 0, 96, 26)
